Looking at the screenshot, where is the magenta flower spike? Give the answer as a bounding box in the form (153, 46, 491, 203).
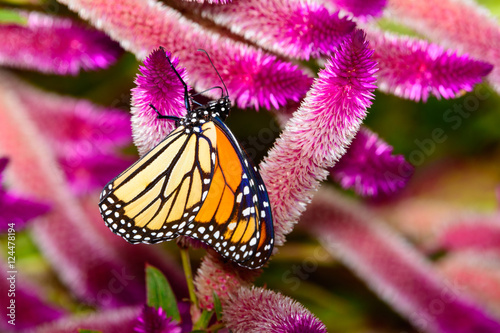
(223, 287, 327, 333)
(36, 306, 142, 333)
(326, 0, 387, 19)
(0, 11, 122, 75)
(435, 216, 500, 253)
(183, 0, 230, 3)
(331, 127, 414, 197)
(16, 81, 132, 157)
(135, 306, 182, 333)
(58, 0, 312, 110)
(194, 252, 258, 310)
(195, 31, 376, 309)
(304, 189, 500, 333)
(7, 75, 133, 194)
(131, 48, 188, 155)
(184, 0, 355, 60)
(60, 152, 134, 195)
(367, 29, 493, 102)
(438, 251, 500, 317)
(387, 0, 500, 93)
(260, 29, 377, 245)
(0, 158, 51, 232)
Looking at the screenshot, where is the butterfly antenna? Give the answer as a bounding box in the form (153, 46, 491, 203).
(160, 47, 191, 112)
(198, 49, 229, 97)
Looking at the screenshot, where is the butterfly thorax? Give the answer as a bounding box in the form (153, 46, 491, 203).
(178, 96, 231, 129)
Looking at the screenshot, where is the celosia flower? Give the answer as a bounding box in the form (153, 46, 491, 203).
(387, 0, 500, 93)
(0, 158, 51, 232)
(135, 305, 181, 333)
(436, 216, 500, 253)
(438, 252, 500, 317)
(60, 153, 134, 195)
(0, 11, 122, 75)
(327, 0, 387, 19)
(16, 80, 132, 157)
(58, 0, 312, 110)
(183, 0, 355, 59)
(193, 30, 376, 308)
(223, 287, 327, 333)
(194, 252, 259, 310)
(131, 48, 188, 155)
(331, 127, 414, 197)
(11, 77, 134, 194)
(261, 29, 377, 245)
(36, 306, 142, 333)
(367, 29, 493, 102)
(303, 189, 500, 333)
(182, 0, 229, 3)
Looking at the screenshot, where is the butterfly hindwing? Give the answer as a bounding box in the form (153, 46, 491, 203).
(173, 117, 274, 268)
(99, 123, 217, 243)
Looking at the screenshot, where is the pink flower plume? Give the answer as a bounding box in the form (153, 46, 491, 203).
(60, 153, 134, 195)
(0, 11, 122, 75)
(183, 0, 230, 3)
(131, 47, 187, 156)
(17, 89, 131, 156)
(187, 0, 355, 60)
(182, 0, 230, 3)
(331, 127, 414, 197)
(304, 189, 500, 333)
(0, 158, 51, 231)
(11, 76, 133, 194)
(223, 287, 327, 333)
(36, 306, 141, 333)
(438, 251, 500, 318)
(367, 29, 493, 102)
(194, 252, 259, 310)
(59, 0, 312, 110)
(260, 30, 377, 246)
(435, 215, 500, 254)
(387, 0, 500, 93)
(327, 0, 387, 19)
(135, 305, 182, 333)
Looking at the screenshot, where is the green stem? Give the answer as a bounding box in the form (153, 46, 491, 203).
(207, 322, 226, 332)
(179, 246, 198, 307)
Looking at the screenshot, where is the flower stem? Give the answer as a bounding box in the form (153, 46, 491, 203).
(179, 246, 198, 307)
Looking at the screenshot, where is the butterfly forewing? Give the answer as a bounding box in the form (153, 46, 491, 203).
(99, 123, 217, 243)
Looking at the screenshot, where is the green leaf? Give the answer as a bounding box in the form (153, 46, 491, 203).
(193, 309, 213, 330)
(212, 291, 223, 321)
(145, 264, 180, 322)
(78, 330, 102, 333)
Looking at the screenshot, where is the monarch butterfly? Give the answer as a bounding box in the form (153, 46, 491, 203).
(99, 48, 274, 269)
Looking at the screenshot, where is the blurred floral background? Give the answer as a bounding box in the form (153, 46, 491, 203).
(0, 0, 500, 332)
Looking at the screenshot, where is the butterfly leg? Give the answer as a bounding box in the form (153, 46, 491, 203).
(149, 103, 181, 122)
